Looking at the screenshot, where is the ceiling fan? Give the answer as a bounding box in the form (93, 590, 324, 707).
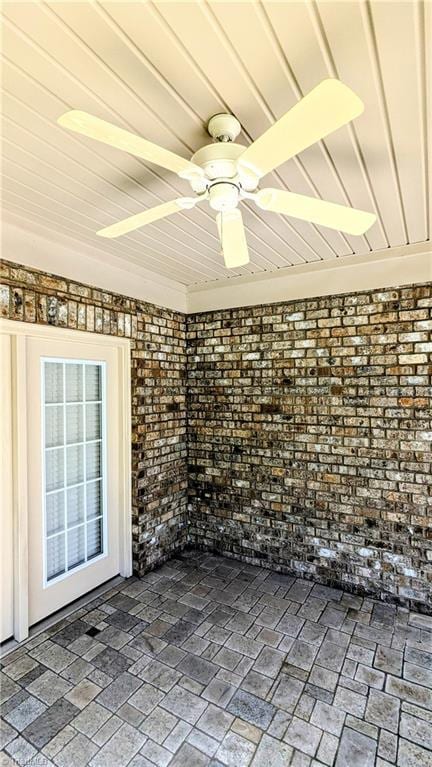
(58, 78, 376, 269)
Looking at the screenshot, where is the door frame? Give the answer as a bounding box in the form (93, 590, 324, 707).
(0, 319, 132, 642)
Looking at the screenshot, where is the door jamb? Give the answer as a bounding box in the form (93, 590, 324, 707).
(12, 333, 29, 641)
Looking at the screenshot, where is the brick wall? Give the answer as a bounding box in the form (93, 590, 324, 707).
(0, 259, 187, 575)
(2, 259, 431, 611)
(187, 285, 432, 612)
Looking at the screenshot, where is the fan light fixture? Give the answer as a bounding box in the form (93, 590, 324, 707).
(58, 79, 376, 269)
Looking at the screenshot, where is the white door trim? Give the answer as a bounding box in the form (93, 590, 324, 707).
(0, 319, 132, 641)
(12, 333, 29, 642)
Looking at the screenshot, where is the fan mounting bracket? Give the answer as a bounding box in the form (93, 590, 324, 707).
(207, 113, 241, 142)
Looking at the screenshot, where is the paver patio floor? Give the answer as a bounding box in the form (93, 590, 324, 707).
(1, 550, 431, 766)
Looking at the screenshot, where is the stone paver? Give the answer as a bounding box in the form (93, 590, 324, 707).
(5, 733, 38, 764)
(64, 679, 101, 710)
(227, 689, 275, 729)
(216, 731, 256, 766)
(3, 695, 47, 731)
(55, 732, 98, 767)
(284, 716, 322, 757)
(22, 699, 79, 749)
(397, 737, 432, 767)
(286, 638, 318, 671)
(365, 688, 400, 732)
(129, 683, 164, 716)
(72, 701, 111, 738)
(1, 551, 430, 767)
(140, 705, 178, 744)
(177, 653, 218, 685)
(400, 711, 432, 750)
(333, 685, 367, 717)
(197, 704, 233, 741)
(271, 674, 304, 712)
(161, 685, 207, 725)
(336, 726, 377, 767)
(386, 675, 432, 711)
(90, 722, 146, 767)
(250, 733, 293, 766)
(96, 672, 142, 712)
(170, 741, 208, 766)
(311, 700, 346, 735)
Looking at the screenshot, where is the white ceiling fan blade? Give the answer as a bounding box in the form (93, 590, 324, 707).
(58, 111, 203, 179)
(256, 188, 376, 235)
(97, 197, 198, 238)
(216, 209, 250, 268)
(238, 79, 364, 180)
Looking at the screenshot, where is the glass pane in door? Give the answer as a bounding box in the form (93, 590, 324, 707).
(42, 359, 105, 584)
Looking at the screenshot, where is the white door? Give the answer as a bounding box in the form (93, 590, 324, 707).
(26, 336, 123, 626)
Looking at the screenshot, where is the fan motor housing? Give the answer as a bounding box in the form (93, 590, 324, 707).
(191, 142, 243, 180)
(190, 142, 259, 194)
(208, 182, 239, 212)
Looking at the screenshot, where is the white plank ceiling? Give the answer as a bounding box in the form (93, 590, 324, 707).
(1, 1, 430, 287)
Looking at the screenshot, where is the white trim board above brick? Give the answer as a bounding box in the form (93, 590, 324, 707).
(2, 215, 188, 313)
(187, 242, 432, 312)
(3, 214, 430, 314)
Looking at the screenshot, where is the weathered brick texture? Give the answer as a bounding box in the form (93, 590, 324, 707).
(2, 259, 431, 610)
(187, 285, 432, 612)
(0, 259, 187, 575)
